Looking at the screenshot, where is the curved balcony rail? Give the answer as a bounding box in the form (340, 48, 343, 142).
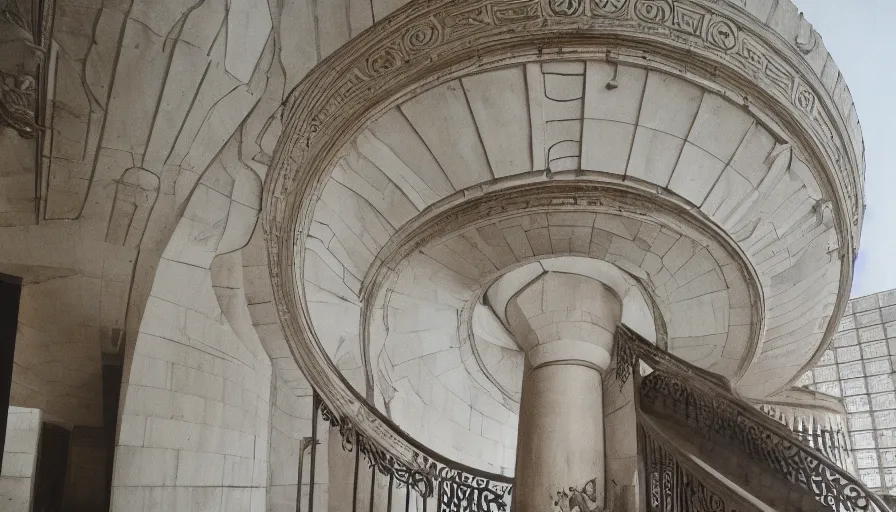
(297, 323, 889, 512)
(301, 393, 513, 512)
(615, 324, 892, 512)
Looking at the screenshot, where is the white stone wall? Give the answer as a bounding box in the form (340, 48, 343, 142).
(110, 150, 273, 509)
(0, 407, 41, 512)
(1, 0, 414, 508)
(268, 373, 329, 512)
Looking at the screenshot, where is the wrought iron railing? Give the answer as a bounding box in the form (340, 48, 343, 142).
(297, 324, 889, 512)
(758, 402, 856, 475)
(615, 324, 892, 512)
(639, 418, 762, 512)
(299, 393, 512, 512)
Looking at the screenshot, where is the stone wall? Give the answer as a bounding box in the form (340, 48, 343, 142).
(0, 407, 41, 512)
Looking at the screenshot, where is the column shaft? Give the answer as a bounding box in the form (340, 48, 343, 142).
(513, 364, 605, 511)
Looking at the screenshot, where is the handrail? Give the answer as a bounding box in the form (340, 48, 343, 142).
(638, 412, 765, 512)
(615, 324, 892, 512)
(307, 393, 512, 512)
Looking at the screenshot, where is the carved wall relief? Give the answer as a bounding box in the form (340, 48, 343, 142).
(0, 72, 36, 138)
(0, 0, 52, 226)
(552, 479, 602, 512)
(0, 0, 45, 139)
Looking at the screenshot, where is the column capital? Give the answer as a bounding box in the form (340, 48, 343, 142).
(506, 272, 622, 372)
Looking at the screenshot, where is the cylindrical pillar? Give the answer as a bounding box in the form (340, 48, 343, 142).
(506, 272, 621, 512)
(514, 364, 605, 510)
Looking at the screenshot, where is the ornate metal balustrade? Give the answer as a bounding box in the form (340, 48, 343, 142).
(615, 325, 892, 512)
(295, 324, 888, 512)
(640, 421, 759, 512)
(758, 403, 856, 475)
(299, 393, 512, 512)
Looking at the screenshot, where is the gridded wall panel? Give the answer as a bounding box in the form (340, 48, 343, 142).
(799, 289, 896, 493)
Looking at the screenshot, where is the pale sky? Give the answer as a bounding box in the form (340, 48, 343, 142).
(794, 1, 896, 298)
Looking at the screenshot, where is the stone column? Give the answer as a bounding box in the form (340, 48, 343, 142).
(506, 272, 621, 512)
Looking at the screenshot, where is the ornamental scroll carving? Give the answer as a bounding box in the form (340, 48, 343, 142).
(319, 401, 512, 512)
(551, 479, 603, 512)
(0, 0, 48, 139)
(616, 322, 890, 512)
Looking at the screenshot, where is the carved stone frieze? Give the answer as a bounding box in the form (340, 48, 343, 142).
(0, 0, 48, 139)
(273, 0, 861, 235)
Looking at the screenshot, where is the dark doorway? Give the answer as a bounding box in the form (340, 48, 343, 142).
(0, 273, 23, 466)
(32, 422, 71, 512)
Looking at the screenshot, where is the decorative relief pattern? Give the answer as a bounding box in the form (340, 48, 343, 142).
(320, 401, 512, 512)
(548, 0, 585, 17)
(0, 71, 37, 138)
(551, 479, 602, 512)
(591, 0, 628, 17)
(0, 0, 46, 139)
(634, 0, 673, 24)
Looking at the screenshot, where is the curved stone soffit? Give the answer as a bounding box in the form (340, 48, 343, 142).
(317, 182, 763, 472)
(263, 0, 862, 466)
(367, 209, 746, 412)
(304, 58, 839, 402)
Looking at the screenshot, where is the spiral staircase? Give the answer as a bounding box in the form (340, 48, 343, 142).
(0, 0, 887, 511)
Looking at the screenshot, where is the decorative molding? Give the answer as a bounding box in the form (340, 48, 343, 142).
(274, 0, 861, 234)
(551, 479, 602, 512)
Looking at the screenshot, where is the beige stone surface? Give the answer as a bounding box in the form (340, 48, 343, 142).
(0, 407, 41, 512)
(301, 59, 846, 406)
